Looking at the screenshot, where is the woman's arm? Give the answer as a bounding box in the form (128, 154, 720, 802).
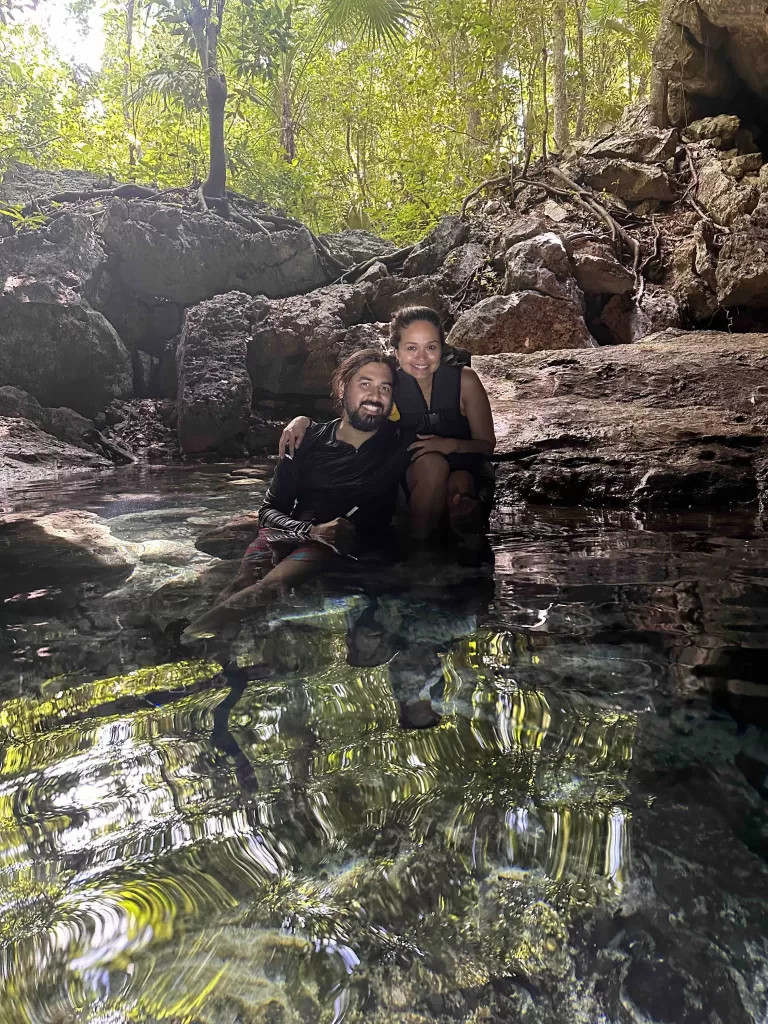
(454, 367, 496, 454)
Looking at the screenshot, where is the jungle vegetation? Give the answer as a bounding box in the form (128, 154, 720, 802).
(0, 0, 660, 242)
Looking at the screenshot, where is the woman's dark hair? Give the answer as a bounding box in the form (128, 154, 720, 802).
(389, 306, 445, 349)
(330, 347, 396, 412)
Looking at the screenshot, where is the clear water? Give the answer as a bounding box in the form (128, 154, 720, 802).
(1, 466, 767, 1024)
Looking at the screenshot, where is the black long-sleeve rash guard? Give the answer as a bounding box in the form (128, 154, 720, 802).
(258, 419, 410, 540)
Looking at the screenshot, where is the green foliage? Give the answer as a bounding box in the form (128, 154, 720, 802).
(0, 0, 660, 240)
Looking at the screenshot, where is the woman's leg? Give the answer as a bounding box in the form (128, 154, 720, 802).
(406, 453, 450, 538)
(447, 470, 482, 531)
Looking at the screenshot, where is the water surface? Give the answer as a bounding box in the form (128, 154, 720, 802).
(1, 467, 766, 1024)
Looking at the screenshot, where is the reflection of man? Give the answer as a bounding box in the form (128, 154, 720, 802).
(186, 349, 409, 637)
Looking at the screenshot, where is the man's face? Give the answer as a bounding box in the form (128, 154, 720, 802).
(343, 361, 394, 431)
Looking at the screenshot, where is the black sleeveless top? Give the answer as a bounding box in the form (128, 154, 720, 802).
(393, 363, 471, 440)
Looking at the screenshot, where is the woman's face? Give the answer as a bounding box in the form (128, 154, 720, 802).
(395, 321, 442, 381)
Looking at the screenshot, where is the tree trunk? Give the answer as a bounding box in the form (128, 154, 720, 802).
(123, 0, 137, 170)
(649, 65, 668, 127)
(203, 71, 228, 197)
(280, 86, 296, 162)
(575, 0, 586, 138)
(541, 37, 549, 161)
(553, 0, 569, 151)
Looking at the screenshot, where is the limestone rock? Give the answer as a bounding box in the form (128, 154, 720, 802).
(0, 161, 113, 206)
(577, 158, 674, 202)
(0, 386, 97, 449)
(402, 215, 471, 277)
(439, 242, 487, 293)
(133, 351, 156, 398)
(248, 284, 366, 395)
(477, 331, 768, 507)
(195, 512, 261, 558)
(721, 153, 763, 180)
(90, 269, 183, 355)
(340, 322, 389, 357)
(448, 292, 596, 355)
(0, 509, 135, 597)
(504, 232, 584, 308)
(716, 230, 768, 307)
(317, 229, 395, 267)
(0, 213, 132, 417)
(684, 115, 741, 148)
(665, 221, 718, 319)
(177, 292, 253, 453)
(356, 261, 389, 284)
(571, 241, 635, 295)
(364, 275, 449, 322)
(98, 199, 329, 305)
(593, 287, 680, 345)
(581, 126, 679, 163)
(0, 416, 112, 490)
(696, 157, 759, 225)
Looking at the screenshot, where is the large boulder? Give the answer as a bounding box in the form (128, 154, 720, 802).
(402, 215, 470, 277)
(248, 284, 366, 396)
(0, 214, 132, 417)
(363, 275, 450, 322)
(578, 126, 679, 163)
(595, 287, 682, 344)
(97, 200, 329, 305)
(696, 156, 759, 225)
(576, 158, 675, 202)
(504, 232, 584, 308)
(439, 242, 488, 293)
(477, 331, 768, 508)
(448, 292, 596, 354)
(0, 417, 112, 490)
(177, 292, 253, 454)
(571, 240, 635, 295)
(318, 229, 395, 267)
(664, 220, 718, 319)
(0, 510, 135, 597)
(716, 229, 768, 307)
(0, 386, 95, 448)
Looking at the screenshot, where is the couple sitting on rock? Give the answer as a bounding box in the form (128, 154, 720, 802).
(187, 305, 496, 637)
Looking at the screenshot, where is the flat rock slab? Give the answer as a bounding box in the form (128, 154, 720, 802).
(476, 331, 768, 507)
(0, 416, 112, 491)
(0, 508, 135, 597)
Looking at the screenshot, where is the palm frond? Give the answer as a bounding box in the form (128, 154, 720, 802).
(317, 0, 418, 47)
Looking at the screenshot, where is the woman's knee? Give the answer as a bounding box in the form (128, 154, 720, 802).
(447, 470, 475, 496)
(408, 453, 450, 487)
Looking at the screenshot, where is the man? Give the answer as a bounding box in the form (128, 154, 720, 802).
(185, 348, 409, 637)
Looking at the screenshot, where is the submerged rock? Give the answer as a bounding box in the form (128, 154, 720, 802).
(194, 511, 261, 559)
(0, 509, 135, 597)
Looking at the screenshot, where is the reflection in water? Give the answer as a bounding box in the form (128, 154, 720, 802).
(0, 475, 766, 1022)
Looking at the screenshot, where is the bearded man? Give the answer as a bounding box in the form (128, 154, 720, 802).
(185, 349, 408, 636)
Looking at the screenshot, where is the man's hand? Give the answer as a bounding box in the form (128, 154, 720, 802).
(279, 416, 311, 459)
(309, 517, 356, 554)
(408, 434, 457, 460)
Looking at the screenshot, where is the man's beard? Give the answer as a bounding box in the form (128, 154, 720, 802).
(345, 396, 389, 431)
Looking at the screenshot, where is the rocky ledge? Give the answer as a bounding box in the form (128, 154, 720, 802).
(479, 330, 768, 508)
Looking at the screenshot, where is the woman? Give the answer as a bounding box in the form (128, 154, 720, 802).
(279, 305, 496, 543)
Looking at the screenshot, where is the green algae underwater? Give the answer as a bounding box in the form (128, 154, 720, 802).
(0, 467, 767, 1024)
